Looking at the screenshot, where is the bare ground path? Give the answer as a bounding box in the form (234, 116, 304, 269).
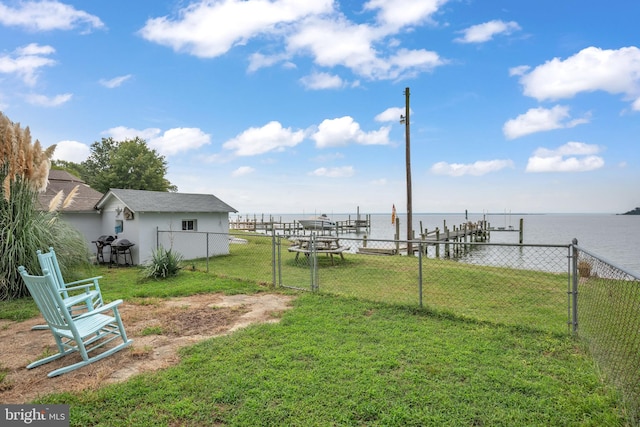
(0, 293, 294, 403)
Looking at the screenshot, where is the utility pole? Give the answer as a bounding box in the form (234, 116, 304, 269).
(401, 87, 413, 255)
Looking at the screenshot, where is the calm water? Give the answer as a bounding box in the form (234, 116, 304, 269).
(237, 213, 640, 274)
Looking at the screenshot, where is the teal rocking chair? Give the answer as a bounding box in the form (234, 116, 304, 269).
(32, 247, 104, 330)
(18, 266, 132, 377)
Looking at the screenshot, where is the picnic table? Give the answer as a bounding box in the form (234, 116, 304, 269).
(288, 236, 348, 265)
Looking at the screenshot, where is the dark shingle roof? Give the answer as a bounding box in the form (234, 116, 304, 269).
(38, 170, 103, 212)
(96, 189, 237, 213)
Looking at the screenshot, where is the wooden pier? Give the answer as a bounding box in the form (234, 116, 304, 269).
(230, 214, 371, 236)
(233, 213, 524, 258)
(358, 217, 524, 257)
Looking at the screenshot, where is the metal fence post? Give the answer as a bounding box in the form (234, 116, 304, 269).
(206, 233, 210, 273)
(272, 230, 277, 287)
(311, 234, 318, 292)
(418, 241, 423, 308)
(571, 238, 579, 334)
(277, 236, 282, 288)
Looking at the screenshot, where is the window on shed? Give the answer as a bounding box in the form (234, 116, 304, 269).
(182, 219, 197, 231)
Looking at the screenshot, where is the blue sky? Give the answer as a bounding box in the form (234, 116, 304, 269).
(1, 0, 638, 215)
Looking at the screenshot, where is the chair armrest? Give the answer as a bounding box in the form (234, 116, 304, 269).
(65, 276, 102, 286)
(62, 283, 98, 292)
(74, 300, 123, 319)
(62, 292, 100, 308)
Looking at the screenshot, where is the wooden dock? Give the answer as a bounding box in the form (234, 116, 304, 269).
(358, 217, 523, 257)
(233, 213, 524, 258)
(357, 218, 492, 256)
(230, 214, 371, 236)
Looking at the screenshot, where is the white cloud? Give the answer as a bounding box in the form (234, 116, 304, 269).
(139, 1, 332, 58)
(104, 126, 211, 156)
(247, 52, 291, 73)
(286, 16, 379, 71)
(0, 0, 104, 32)
(0, 43, 56, 86)
(364, 0, 444, 30)
(454, 20, 521, 43)
(26, 92, 72, 107)
(386, 48, 444, 79)
(139, 0, 447, 82)
(375, 106, 412, 122)
(150, 128, 211, 156)
(509, 65, 530, 77)
(105, 126, 160, 142)
(300, 72, 344, 90)
(312, 116, 391, 148)
(526, 142, 605, 172)
(430, 159, 514, 176)
(99, 75, 132, 88)
(516, 46, 640, 107)
(310, 166, 355, 178)
(223, 121, 305, 156)
(287, 17, 445, 80)
(232, 166, 256, 177)
(51, 140, 91, 163)
(503, 105, 589, 139)
(17, 44, 55, 56)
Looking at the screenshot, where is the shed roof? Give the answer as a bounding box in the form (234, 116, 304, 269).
(38, 170, 103, 212)
(95, 189, 237, 213)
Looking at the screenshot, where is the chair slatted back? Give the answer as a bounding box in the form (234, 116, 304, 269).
(18, 266, 73, 331)
(36, 247, 68, 298)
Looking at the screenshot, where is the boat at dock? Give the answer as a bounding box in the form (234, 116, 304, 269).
(298, 214, 336, 230)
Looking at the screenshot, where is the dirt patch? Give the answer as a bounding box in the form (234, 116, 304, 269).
(0, 293, 294, 403)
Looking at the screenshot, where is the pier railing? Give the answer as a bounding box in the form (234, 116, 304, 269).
(157, 229, 639, 423)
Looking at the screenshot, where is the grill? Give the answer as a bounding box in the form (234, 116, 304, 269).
(110, 239, 135, 266)
(111, 238, 134, 249)
(93, 235, 115, 264)
(95, 235, 115, 246)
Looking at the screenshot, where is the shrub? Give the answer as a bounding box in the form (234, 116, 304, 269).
(142, 247, 183, 279)
(578, 260, 592, 278)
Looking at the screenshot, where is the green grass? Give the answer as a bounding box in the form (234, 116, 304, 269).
(577, 276, 640, 422)
(0, 296, 40, 321)
(0, 239, 632, 425)
(0, 265, 265, 322)
(277, 248, 569, 334)
(39, 294, 624, 426)
(140, 326, 164, 336)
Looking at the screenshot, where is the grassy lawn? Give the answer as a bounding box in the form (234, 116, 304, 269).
(32, 291, 622, 426)
(0, 265, 264, 322)
(0, 241, 630, 425)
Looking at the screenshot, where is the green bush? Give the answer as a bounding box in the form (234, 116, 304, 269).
(142, 247, 183, 279)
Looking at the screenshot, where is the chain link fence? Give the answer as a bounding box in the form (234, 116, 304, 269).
(157, 229, 639, 423)
(572, 242, 640, 423)
(290, 236, 572, 334)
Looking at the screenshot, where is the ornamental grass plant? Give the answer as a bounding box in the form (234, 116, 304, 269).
(142, 247, 184, 279)
(0, 112, 90, 301)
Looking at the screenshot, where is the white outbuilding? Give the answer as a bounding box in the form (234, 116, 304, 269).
(94, 188, 237, 265)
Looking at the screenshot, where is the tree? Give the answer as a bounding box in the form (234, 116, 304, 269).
(0, 112, 89, 301)
(51, 159, 87, 179)
(81, 137, 177, 193)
